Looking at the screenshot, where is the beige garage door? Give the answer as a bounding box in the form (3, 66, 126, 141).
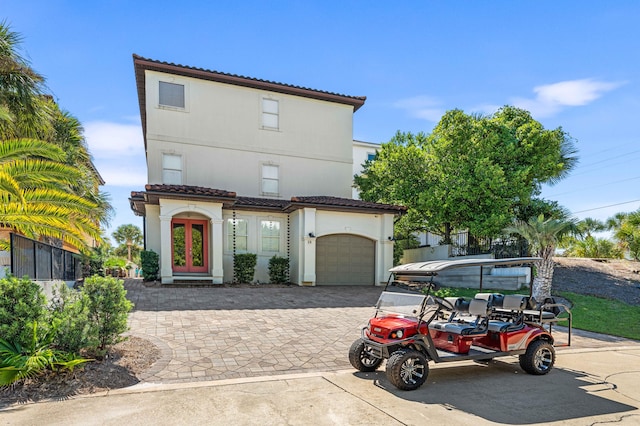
(316, 234, 375, 285)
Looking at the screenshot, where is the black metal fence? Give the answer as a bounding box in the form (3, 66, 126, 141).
(10, 234, 81, 281)
(449, 231, 529, 258)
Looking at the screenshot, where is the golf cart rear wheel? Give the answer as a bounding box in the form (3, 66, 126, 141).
(519, 340, 555, 375)
(386, 349, 429, 390)
(349, 339, 383, 372)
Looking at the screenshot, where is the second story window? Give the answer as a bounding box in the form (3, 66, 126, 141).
(367, 152, 376, 161)
(261, 164, 279, 196)
(159, 81, 185, 108)
(162, 153, 182, 185)
(262, 98, 279, 130)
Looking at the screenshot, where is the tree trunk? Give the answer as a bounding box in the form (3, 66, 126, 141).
(127, 242, 132, 262)
(532, 246, 555, 302)
(443, 222, 452, 245)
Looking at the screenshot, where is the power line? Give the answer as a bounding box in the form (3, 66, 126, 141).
(546, 175, 640, 197)
(571, 199, 640, 215)
(575, 148, 640, 169)
(570, 152, 638, 176)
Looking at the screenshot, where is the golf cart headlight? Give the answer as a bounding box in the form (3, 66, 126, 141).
(390, 329, 404, 339)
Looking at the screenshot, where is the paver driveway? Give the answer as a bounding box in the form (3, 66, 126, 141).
(125, 280, 384, 383)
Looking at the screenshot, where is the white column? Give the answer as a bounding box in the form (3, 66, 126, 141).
(302, 207, 317, 285)
(159, 215, 173, 284)
(211, 218, 224, 284)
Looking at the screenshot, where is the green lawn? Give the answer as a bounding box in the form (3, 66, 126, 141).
(433, 287, 640, 341)
(558, 291, 640, 341)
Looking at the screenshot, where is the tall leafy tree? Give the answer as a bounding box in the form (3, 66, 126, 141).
(355, 107, 578, 241)
(112, 224, 143, 262)
(505, 215, 576, 301)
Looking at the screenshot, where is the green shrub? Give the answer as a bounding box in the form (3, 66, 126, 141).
(268, 256, 289, 284)
(82, 276, 133, 351)
(140, 250, 159, 281)
(49, 283, 97, 354)
(234, 253, 257, 283)
(82, 246, 106, 277)
(0, 276, 46, 348)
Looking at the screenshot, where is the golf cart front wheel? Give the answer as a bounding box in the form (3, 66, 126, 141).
(386, 349, 429, 390)
(519, 340, 555, 375)
(349, 338, 383, 372)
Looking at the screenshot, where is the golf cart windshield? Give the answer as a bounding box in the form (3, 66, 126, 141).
(375, 291, 429, 318)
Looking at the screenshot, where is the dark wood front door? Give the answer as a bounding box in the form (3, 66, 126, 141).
(172, 219, 208, 273)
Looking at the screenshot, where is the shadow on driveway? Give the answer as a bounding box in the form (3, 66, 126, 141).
(351, 359, 637, 425)
(125, 280, 385, 311)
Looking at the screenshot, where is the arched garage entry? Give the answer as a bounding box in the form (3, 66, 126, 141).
(316, 234, 375, 285)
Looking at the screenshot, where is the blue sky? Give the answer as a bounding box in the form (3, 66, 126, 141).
(4, 1, 639, 241)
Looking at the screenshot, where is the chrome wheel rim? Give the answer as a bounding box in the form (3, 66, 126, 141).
(534, 347, 553, 371)
(400, 357, 425, 384)
(360, 346, 378, 367)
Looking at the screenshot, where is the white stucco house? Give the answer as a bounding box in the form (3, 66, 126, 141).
(130, 55, 405, 285)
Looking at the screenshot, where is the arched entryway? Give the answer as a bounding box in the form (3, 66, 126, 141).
(171, 218, 209, 273)
(316, 234, 375, 285)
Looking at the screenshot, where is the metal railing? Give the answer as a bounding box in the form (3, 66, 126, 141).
(10, 233, 81, 281)
(449, 232, 528, 259)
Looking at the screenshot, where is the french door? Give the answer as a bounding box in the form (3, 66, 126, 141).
(171, 219, 208, 273)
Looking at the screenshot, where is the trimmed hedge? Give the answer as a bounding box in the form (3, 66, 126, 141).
(268, 256, 289, 284)
(234, 253, 257, 283)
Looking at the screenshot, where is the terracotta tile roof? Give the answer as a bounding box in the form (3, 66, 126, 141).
(130, 186, 405, 216)
(289, 196, 406, 213)
(145, 184, 236, 198)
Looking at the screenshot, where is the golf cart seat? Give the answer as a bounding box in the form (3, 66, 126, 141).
(523, 299, 561, 322)
(488, 295, 528, 332)
(430, 298, 491, 335)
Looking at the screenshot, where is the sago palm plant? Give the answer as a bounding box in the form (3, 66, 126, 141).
(0, 322, 91, 386)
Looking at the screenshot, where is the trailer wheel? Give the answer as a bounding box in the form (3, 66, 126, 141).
(386, 349, 429, 390)
(519, 340, 555, 375)
(349, 339, 383, 372)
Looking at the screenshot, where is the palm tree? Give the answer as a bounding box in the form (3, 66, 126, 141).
(610, 210, 640, 261)
(112, 224, 143, 262)
(577, 217, 606, 239)
(0, 22, 52, 140)
(0, 139, 103, 251)
(505, 215, 576, 301)
(0, 23, 110, 252)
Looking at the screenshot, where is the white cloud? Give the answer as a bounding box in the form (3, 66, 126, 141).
(95, 164, 147, 187)
(393, 95, 444, 122)
(511, 79, 624, 118)
(85, 121, 147, 187)
(85, 121, 145, 159)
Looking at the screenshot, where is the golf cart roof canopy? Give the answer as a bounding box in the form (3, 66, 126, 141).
(389, 257, 542, 277)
